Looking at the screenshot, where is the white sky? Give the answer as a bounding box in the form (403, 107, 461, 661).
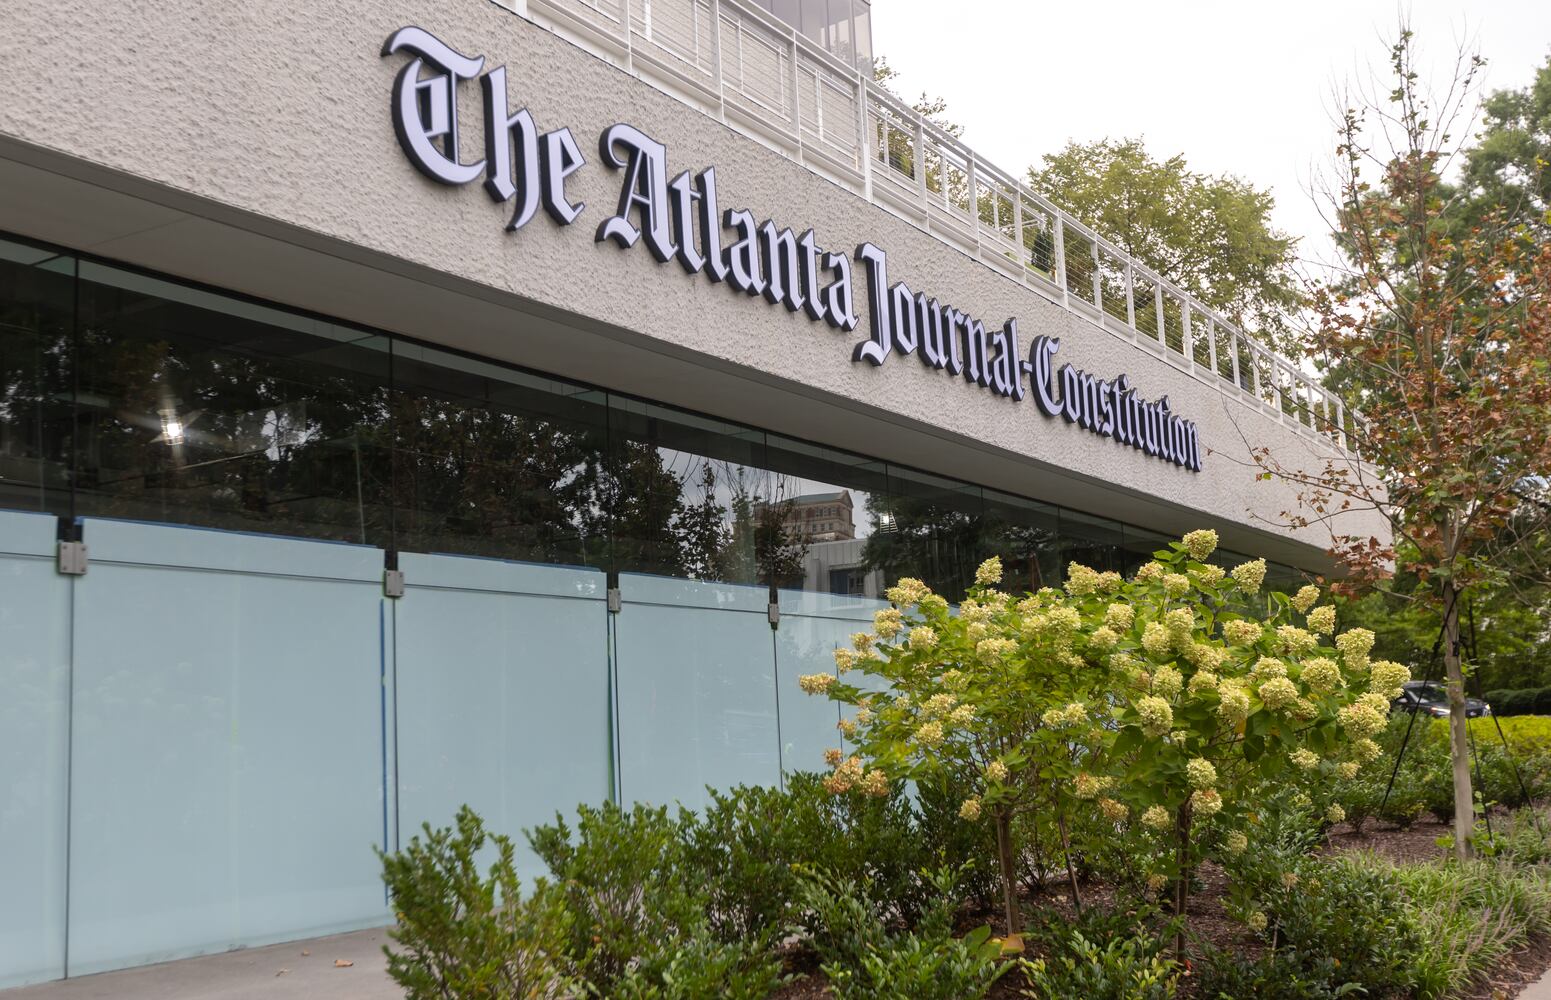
(873, 1, 1551, 270)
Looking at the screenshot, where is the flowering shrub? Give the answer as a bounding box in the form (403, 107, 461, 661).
(801, 557, 1113, 932)
(803, 530, 1403, 945)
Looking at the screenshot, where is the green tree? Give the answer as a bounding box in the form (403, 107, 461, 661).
(1458, 55, 1551, 235)
(1027, 138, 1303, 353)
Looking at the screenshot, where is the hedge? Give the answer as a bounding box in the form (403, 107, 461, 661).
(1483, 687, 1551, 717)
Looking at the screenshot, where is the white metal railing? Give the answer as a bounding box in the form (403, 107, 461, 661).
(500, 0, 1363, 459)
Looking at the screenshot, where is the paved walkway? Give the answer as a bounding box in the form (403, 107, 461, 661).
(0, 929, 401, 1000)
(1524, 966, 1551, 1000)
(7, 926, 1551, 999)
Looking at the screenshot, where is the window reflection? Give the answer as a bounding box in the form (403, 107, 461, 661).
(73, 262, 393, 545)
(863, 467, 984, 600)
(1059, 509, 1125, 575)
(762, 434, 886, 597)
(0, 242, 73, 517)
(392, 343, 609, 567)
(0, 234, 1328, 593)
(982, 489, 1061, 593)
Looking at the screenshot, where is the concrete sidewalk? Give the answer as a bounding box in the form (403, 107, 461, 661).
(0, 929, 401, 1000)
(1523, 966, 1551, 1000)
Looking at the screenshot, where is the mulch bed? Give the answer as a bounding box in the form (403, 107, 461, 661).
(769, 816, 1551, 999)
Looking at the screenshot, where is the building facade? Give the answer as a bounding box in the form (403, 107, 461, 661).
(0, 0, 1382, 986)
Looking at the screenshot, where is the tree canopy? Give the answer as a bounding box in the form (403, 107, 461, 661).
(1027, 139, 1303, 353)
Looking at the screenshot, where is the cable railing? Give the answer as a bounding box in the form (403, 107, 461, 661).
(500, 0, 1363, 459)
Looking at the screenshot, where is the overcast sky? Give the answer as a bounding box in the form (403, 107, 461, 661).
(872, 1, 1551, 270)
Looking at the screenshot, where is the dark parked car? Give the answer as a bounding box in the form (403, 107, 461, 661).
(1390, 680, 1491, 718)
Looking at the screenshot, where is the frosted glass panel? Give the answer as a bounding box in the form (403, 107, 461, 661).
(67, 520, 388, 976)
(774, 589, 889, 776)
(394, 553, 610, 876)
(615, 575, 779, 811)
(0, 511, 69, 987)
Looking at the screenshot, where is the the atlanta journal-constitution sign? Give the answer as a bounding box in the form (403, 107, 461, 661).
(383, 25, 1205, 475)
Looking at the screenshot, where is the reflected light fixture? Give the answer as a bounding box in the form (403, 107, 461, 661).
(159, 408, 185, 445)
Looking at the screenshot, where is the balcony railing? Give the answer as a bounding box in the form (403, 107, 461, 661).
(494, 0, 1363, 459)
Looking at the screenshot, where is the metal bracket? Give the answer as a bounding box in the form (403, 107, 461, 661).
(383, 568, 405, 599)
(607, 587, 622, 614)
(57, 540, 88, 576)
(768, 601, 780, 628)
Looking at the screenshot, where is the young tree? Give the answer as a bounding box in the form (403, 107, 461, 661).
(1254, 28, 1551, 858)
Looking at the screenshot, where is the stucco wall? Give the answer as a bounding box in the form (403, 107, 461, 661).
(0, 0, 1385, 568)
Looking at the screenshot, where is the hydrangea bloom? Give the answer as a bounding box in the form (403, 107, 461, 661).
(959, 797, 982, 821)
(1300, 657, 1342, 693)
(906, 721, 941, 749)
(976, 637, 1015, 663)
(1099, 798, 1129, 822)
(1088, 625, 1119, 650)
(1369, 660, 1411, 698)
(1307, 605, 1336, 635)
(1192, 789, 1223, 817)
(1142, 805, 1173, 830)
(1247, 911, 1268, 932)
(851, 632, 873, 653)
(1337, 761, 1360, 780)
(884, 577, 929, 607)
(1232, 559, 1268, 591)
(1217, 683, 1252, 725)
(1163, 573, 1191, 598)
(833, 648, 858, 672)
(1223, 619, 1261, 646)
(1188, 671, 1221, 697)
(799, 673, 836, 694)
(1193, 564, 1226, 586)
(1258, 676, 1299, 711)
(1141, 622, 1171, 658)
(1136, 561, 1166, 583)
(1326, 803, 1345, 824)
(1224, 831, 1248, 855)
(1276, 625, 1317, 656)
(1291, 585, 1320, 613)
(1336, 628, 1376, 670)
(908, 625, 938, 650)
(1290, 748, 1320, 770)
(1186, 758, 1218, 789)
(873, 608, 903, 639)
(1183, 529, 1219, 561)
(1338, 702, 1387, 739)
(1137, 696, 1174, 737)
(974, 556, 1003, 585)
(1105, 603, 1135, 631)
(986, 760, 1009, 782)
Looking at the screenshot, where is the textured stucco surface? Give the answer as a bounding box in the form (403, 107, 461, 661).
(0, 0, 1385, 566)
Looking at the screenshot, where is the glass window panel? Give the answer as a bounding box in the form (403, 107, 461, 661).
(761, 433, 886, 596)
(1059, 508, 1125, 575)
(768, 0, 800, 31)
(1118, 525, 1173, 577)
(800, 0, 827, 43)
(0, 238, 75, 518)
(981, 488, 1061, 594)
(392, 342, 609, 567)
(851, 2, 872, 69)
(866, 465, 984, 601)
(72, 263, 393, 545)
(606, 396, 766, 585)
(827, 0, 853, 60)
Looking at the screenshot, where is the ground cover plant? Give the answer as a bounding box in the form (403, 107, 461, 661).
(379, 530, 1551, 1000)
